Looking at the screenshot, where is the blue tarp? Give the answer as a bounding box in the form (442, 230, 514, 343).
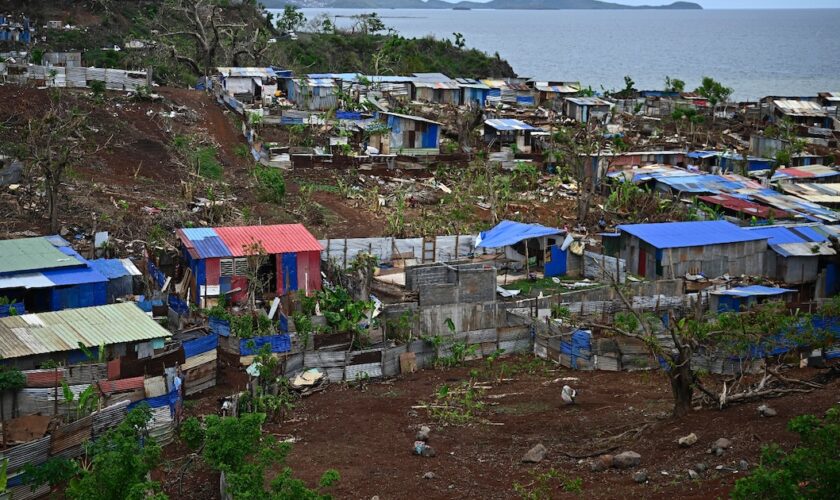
(168, 295, 189, 316)
(239, 334, 291, 356)
(129, 386, 180, 415)
(0, 302, 24, 317)
(477, 220, 563, 248)
(209, 317, 231, 337)
(560, 329, 592, 369)
(183, 335, 218, 358)
(88, 259, 132, 279)
(41, 266, 107, 286)
(147, 260, 165, 288)
(616, 220, 767, 249)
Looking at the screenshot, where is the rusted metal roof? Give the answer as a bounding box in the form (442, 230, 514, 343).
(698, 194, 790, 219)
(773, 99, 827, 117)
(96, 375, 145, 394)
(0, 303, 171, 360)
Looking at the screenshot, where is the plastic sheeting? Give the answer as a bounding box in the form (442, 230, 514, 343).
(239, 334, 291, 356)
(183, 335, 219, 358)
(477, 220, 562, 248)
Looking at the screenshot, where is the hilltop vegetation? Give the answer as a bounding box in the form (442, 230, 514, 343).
(10, 0, 514, 86)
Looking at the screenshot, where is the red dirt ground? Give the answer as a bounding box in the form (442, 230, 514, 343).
(161, 356, 839, 499)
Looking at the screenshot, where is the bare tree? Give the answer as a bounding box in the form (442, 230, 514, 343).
(154, 0, 270, 76)
(23, 92, 112, 233)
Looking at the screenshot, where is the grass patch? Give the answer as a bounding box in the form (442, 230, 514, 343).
(501, 277, 601, 296)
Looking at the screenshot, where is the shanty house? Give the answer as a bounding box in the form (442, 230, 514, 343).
(697, 194, 792, 224)
(372, 112, 441, 156)
(563, 97, 611, 123)
(529, 80, 581, 107)
(217, 67, 285, 104)
(710, 285, 795, 313)
(291, 76, 337, 111)
(744, 224, 840, 294)
(177, 224, 323, 307)
(483, 119, 539, 153)
(477, 220, 569, 278)
(0, 236, 108, 312)
(766, 99, 831, 128)
(718, 152, 775, 173)
(0, 15, 32, 44)
(616, 221, 768, 280)
(482, 79, 534, 107)
(411, 73, 460, 105)
(456, 78, 490, 108)
(0, 302, 171, 369)
(772, 165, 840, 183)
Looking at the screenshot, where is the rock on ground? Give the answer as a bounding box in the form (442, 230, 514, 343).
(758, 404, 777, 417)
(522, 443, 547, 464)
(739, 459, 750, 471)
(416, 425, 431, 441)
(688, 469, 700, 480)
(591, 454, 614, 472)
(633, 471, 648, 483)
(713, 438, 732, 450)
(613, 451, 641, 469)
(694, 462, 708, 473)
(678, 433, 698, 447)
(423, 471, 436, 479)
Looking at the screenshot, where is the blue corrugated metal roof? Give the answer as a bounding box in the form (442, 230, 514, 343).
(713, 285, 794, 297)
(484, 119, 538, 131)
(179, 228, 232, 259)
(743, 226, 807, 245)
(477, 220, 563, 248)
(41, 266, 107, 286)
(88, 259, 133, 279)
(687, 150, 719, 159)
(655, 174, 745, 194)
(617, 221, 768, 249)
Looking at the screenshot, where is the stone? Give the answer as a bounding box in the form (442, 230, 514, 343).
(715, 448, 724, 457)
(413, 441, 436, 458)
(739, 460, 750, 471)
(416, 425, 431, 442)
(694, 463, 708, 473)
(613, 451, 642, 469)
(522, 443, 547, 464)
(688, 469, 700, 480)
(423, 471, 436, 480)
(713, 438, 732, 451)
(590, 455, 613, 472)
(678, 433, 698, 447)
(633, 472, 648, 484)
(758, 404, 777, 418)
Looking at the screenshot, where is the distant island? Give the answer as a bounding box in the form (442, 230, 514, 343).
(266, 1, 703, 11)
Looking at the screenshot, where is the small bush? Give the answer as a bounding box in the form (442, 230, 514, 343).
(254, 165, 286, 204)
(180, 417, 205, 450)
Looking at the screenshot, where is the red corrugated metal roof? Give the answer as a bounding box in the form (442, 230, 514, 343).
(214, 224, 322, 257)
(698, 194, 790, 219)
(777, 168, 811, 178)
(96, 376, 145, 394)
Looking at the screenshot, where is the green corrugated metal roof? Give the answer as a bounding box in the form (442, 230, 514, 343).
(0, 237, 81, 274)
(0, 302, 171, 360)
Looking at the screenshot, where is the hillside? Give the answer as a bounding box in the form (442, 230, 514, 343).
(6, 0, 514, 85)
(267, 0, 703, 10)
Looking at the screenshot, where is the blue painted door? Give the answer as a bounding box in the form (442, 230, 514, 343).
(281, 253, 298, 294)
(544, 245, 567, 278)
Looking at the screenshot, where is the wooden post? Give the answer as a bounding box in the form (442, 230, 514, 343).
(525, 240, 530, 277)
(455, 234, 460, 259)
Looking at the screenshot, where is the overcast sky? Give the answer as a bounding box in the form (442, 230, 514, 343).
(441, 0, 840, 7)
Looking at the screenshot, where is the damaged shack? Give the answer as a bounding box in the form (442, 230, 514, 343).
(176, 224, 322, 307)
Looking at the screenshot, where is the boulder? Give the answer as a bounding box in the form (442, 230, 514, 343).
(678, 433, 698, 447)
(613, 451, 641, 469)
(416, 425, 431, 441)
(713, 438, 732, 450)
(633, 471, 648, 484)
(522, 443, 547, 464)
(758, 404, 777, 418)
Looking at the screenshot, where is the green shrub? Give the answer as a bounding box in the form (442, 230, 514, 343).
(254, 165, 286, 204)
(732, 405, 839, 500)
